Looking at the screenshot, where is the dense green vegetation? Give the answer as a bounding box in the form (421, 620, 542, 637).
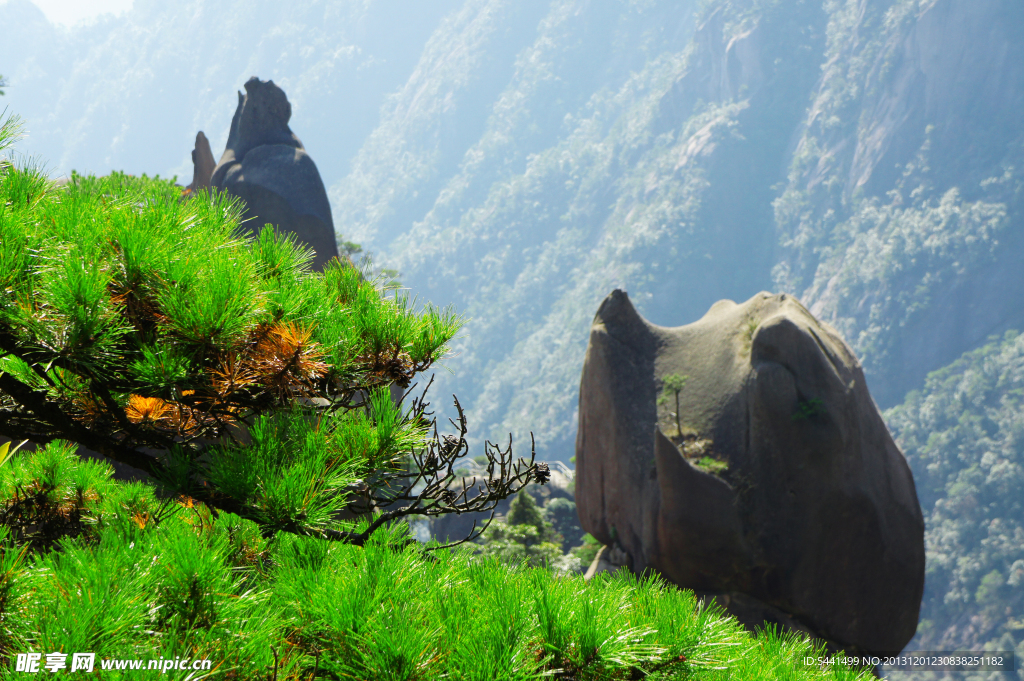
(0, 108, 539, 549)
(885, 331, 1024, 662)
(473, 489, 568, 570)
(0, 440, 878, 680)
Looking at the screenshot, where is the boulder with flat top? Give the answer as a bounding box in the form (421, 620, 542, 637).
(575, 289, 925, 655)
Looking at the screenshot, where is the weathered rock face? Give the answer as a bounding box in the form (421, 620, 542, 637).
(575, 289, 925, 655)
(187, 131, 215, 192)
(211, 77, 339, 270)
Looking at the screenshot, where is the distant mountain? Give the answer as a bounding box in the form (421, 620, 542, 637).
(336, 0, 1024, 463)
(773, 0, 1024, 409)
(336, 0, 828, 459)
(0, 0, 460, 181)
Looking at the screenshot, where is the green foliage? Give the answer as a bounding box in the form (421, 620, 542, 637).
(886, 330, 1024, 652)
(660, 373, 687, 396)
(0, 75, 7, 97)
(475, 521, 563, 570)
(0, 148, 477, 544)
(507, 489, 546, 533)
(0, 414, 873, 678)
(975, 570, 1004, 608)
(740, 317, 760, 355)
(203, 406, 360, 528)
(571, 532, 603, 569)
(0, 441, 294, 675)
(531, 569, 659, 675)
(476, 490, 566, 570)
(657, 373, 688, 436)
(693, 456, 728, 475)
(0, 110, 20, 156)
(792, 397, 825, 421)
(468, 488, 585, 570)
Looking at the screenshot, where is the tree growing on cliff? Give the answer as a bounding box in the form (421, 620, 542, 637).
(658, 373, 687, 437)
(0, 113, 544, 548)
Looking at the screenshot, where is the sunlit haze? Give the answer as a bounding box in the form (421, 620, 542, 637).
(31, 0, 132, 26)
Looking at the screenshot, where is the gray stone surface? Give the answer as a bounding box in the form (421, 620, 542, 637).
(575, 289, 925, 655)
(186, 131, 215, 192)
(211, 77, 339, 270)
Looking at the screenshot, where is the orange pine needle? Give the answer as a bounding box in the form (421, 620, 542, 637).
(125, 395, 170, 424)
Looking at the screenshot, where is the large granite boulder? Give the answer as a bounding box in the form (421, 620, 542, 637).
(575, 290, 924, 655)
(211, 77, 339, 270)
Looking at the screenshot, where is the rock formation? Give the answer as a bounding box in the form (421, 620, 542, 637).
(211, 77, 339, 270)
(575, 290, 925, 655)
(186, 131, 215, 193)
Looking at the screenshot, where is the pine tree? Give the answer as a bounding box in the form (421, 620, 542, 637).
(657, 373, 687, 437)
(507, 489, 546, 534)
(473, 489, 566, 569)
(0, 111, 545, 549)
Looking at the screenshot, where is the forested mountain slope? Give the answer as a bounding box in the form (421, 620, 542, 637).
(337, 0, 830, 458)
(774, 0, 1024, 408)
(337, 0, 1024, 462)
(885, 332, 1024, 659)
